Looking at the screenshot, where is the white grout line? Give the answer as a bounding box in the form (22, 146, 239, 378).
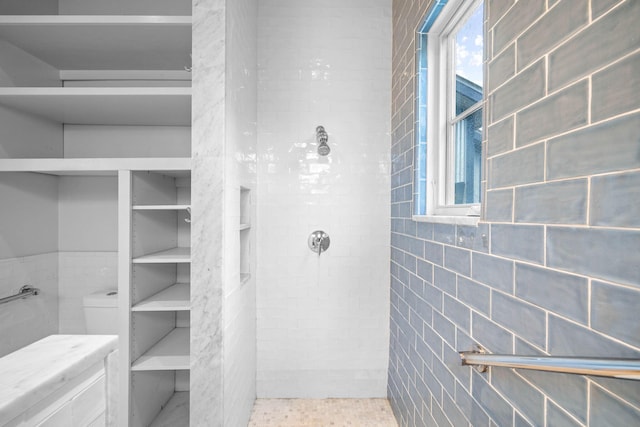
(545, 312, 550, 352)
(587, 279, 592, 328)
(587, 380, 592, 425)
(587, 74, 593, 125)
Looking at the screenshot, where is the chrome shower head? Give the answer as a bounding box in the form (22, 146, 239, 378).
(316, 125, 330, 156)
(318, 140, 330, 156)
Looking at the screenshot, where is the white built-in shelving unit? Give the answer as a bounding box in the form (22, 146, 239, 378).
(0, 87, 191, 126)
(0, 158, 191, 175)
(125, 170, 191, 427)
(131, 327, 190, 371)
(132, 283, 190, 312)
(0, 15, 191, 71)
(148, 391, 189, 427)
(133, 205, 191, 211)
(133, 247, 191, 264)
(0, 1, 192, 425)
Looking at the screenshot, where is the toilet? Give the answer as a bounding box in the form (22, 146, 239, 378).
(82, 290, 119, 334)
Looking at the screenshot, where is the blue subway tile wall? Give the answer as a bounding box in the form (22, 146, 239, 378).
(519, 370, 588, 423)
(589, 384, 640, 426)
(491, 367, 545, 427)
(545, 401, 582, 427)
(515, 263, 588, 325)
(389, 0, 640, 425)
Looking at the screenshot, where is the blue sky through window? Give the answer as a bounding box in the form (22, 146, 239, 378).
(455, 3, 483, 88)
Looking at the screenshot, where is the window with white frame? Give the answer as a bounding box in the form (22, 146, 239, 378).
(413, 0, 484, 219)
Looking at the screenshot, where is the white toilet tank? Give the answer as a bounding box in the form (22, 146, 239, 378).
(83, 290, 118, 334)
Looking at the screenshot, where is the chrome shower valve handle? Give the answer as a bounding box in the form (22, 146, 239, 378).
(308, 230, 330, 256)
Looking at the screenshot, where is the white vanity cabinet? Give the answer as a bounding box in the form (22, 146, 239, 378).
(0, 0, 193, 425)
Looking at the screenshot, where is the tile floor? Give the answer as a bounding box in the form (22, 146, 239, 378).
(248, 398, 399, 427)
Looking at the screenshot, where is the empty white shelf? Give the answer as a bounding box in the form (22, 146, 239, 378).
(0, 16, 191, 71)
(133, 247, 191, 264)
(239, 223, 251, 231)
(132, 284, 190, 312)
(0, 87, 191, 126)
(131, 328, 189, 371)
(0, 157, 191, 175)
(149, 391, 189, 427)
(133, 205, 191, 211)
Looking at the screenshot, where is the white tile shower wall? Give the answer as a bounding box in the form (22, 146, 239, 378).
(58, 252, 118, 334)
(0, 252, 58, 357)
(257, 0, 392, 397)
(223, 0, 258, 425)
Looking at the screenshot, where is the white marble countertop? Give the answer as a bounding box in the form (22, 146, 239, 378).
(0, 334, 118, 425)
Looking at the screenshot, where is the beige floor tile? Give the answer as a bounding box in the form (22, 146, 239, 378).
(248, 398, 398, 427)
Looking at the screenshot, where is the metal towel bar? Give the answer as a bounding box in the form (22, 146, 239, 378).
(0, 285, 40, 306)
(460, 347, 640, 380)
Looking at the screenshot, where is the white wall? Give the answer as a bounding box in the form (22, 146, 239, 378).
(0, 173, 59, 259)
(0, 105, 62, 159)
(0, 40, 60, 88)
(58, 0, 190, 15)
(58, 176, 118, 252)
(0, 31, 63, 353)
(63, 126, 191, 159)
(256, 0, 392, 397)
(0, 0, 58, 15)
(0, 174, 120, 344)
(0, 38, 63, 159)
(58, 252, 117, 333)
(0, 253, 58, 357)
(57, 176, 118, 333)
(0, 173, 59, 357)
(223, 0, 258, 425)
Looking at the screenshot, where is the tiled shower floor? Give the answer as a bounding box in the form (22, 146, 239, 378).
(248, 398, 399, 427)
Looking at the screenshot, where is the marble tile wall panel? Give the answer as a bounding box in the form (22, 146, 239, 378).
(191, 0, 226, 425)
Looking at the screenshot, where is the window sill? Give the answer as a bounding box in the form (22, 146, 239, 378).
(412, 214, 480, 226)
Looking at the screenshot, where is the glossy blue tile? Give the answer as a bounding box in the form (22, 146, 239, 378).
(547, 226, 640, 287)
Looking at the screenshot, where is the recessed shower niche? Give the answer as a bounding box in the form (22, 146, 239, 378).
(240, 186, 252, 283)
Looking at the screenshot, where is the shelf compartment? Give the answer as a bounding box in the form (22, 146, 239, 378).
(0, 157, 191, 175)
(132, 283, 189, 312)
(133, 247, 190, 264)
(133, 204, 190, 211)
(131, 328, 189, 371)
(0, 16, 191, 71)
(149, 391, 189, 427)
(0, 87, 191, 126)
